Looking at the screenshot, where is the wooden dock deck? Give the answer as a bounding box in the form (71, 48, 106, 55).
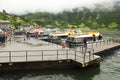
(0, 39, 120, 71)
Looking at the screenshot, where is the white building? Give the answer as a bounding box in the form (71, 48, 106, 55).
(0, 20, 10, 29)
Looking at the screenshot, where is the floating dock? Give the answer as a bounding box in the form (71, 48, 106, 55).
(0, 39, 120, 71)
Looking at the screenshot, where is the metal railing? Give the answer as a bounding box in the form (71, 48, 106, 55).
(0, 48, 95, 64)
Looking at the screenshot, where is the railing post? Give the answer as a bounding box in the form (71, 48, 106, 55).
(26, 51, 28, 62)
(96, 42, 97, 47)
(91, 42, 93, 49)
(92, 49, 94, 59)
(42, 50, 43, 61)
(83, 48, 86, 64)
(57, 50, 58, 60)
(80, 46, 81, 52)
(82, 46, 83, 53)
(103, 40, 105, 45)
(89, 51, 91, 61)
(66, 49, 68, 59)
(9, 51, 11, 62)
(75, 49, 76, 60)
(100, 40, 101, 46)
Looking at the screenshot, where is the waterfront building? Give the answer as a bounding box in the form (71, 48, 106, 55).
(0, 20, 10, 29)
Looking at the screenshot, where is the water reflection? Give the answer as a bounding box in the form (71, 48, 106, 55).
(96, 49, 120, 80)
(0, 67, 100, 80)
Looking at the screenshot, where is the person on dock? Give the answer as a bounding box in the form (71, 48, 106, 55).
(98, 34, 103, 40)
(36, 32, 38, 39)
(23, 33, 26, 41)
(83, 38, 87, 49)
(62, 41, 66, 48)
(26, 32, 30, 40)
(93, 34, 96, 42)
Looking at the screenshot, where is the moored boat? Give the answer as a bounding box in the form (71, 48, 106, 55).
(66, 31, 102, 47)
(47, 31, 69, 44)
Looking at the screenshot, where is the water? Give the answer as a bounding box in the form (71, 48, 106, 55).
(0, 30, 120, 80)
(0, 49, 120, 80)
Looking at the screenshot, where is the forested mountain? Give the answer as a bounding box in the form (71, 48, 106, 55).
(0, 2, 120, 30)
(20, 3, 120, 30)
(0, 10, 35, 29)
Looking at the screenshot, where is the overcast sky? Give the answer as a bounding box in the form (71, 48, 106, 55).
(0, 0, 119, 15)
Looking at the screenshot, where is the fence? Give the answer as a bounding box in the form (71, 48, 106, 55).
(0, 48, 95, 64)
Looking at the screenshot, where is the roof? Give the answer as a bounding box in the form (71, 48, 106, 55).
(68, 32, 100, 38)
(0, 20, 10, 23)
(49, 33, 68, 36)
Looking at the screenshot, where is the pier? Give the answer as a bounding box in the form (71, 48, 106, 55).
(0, 38, 120, 71)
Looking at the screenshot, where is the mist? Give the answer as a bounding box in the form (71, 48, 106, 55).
(0, 0, 119, 15)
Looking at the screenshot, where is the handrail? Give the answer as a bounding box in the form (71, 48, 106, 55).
(0, 47, 96, 64)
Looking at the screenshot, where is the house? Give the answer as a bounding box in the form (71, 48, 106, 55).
(0, 20, 10, 29)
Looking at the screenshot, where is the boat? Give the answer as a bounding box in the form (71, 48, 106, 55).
(46, 29, 83, 44)
(66, 31, 102, 47)
(47, 31, 69, 44)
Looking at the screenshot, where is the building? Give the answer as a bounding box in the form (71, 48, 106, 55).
(0, 20, 10, 29)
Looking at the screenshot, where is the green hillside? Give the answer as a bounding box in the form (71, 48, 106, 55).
(0, 3, 120, 30)
(20, 4, 120, 30)
(0, 10, 35, 29)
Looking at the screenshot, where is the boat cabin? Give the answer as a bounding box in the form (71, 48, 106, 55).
(47, 31, 69, 44)
(48, 32, 68, 41)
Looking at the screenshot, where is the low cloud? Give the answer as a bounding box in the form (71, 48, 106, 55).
(0, 0, 119, 15)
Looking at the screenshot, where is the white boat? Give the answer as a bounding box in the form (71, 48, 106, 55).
(47, 31, 69, 42)
(66, 31, 102, 47)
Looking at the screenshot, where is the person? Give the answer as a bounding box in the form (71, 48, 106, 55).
(83, 38, 87, 48)
(62, 41, 66, 48)
(36, 32, 38, 39)
(26, 32, 30, 40)
(98, 34, 103, 40)
(93, 34, 96, 42)
(23, 33, 26, 41)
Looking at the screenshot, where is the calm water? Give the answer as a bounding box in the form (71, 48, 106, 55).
(0, 49, 120, 80)
(0, 30, 120, 80)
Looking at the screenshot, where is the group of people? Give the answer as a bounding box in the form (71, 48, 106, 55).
(24, 32, 39, 41)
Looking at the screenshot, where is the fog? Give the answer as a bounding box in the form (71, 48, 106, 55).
(0, 0, 119, 15)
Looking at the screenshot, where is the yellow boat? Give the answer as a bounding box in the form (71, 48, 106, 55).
(88, 31, 100, 35)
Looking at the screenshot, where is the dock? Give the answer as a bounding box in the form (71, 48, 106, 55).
(0, 38, 120, 71)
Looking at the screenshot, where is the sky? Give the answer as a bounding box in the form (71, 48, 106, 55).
(0, 0, 119, 15)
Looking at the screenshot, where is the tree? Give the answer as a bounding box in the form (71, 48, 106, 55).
(78, 23, 86, 28)
(91, 21, 99, 29)
(108, 22, 118, 29)
(3, 9, 7, 13)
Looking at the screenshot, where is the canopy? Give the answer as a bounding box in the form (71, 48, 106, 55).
(29, 29, 44, 33)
